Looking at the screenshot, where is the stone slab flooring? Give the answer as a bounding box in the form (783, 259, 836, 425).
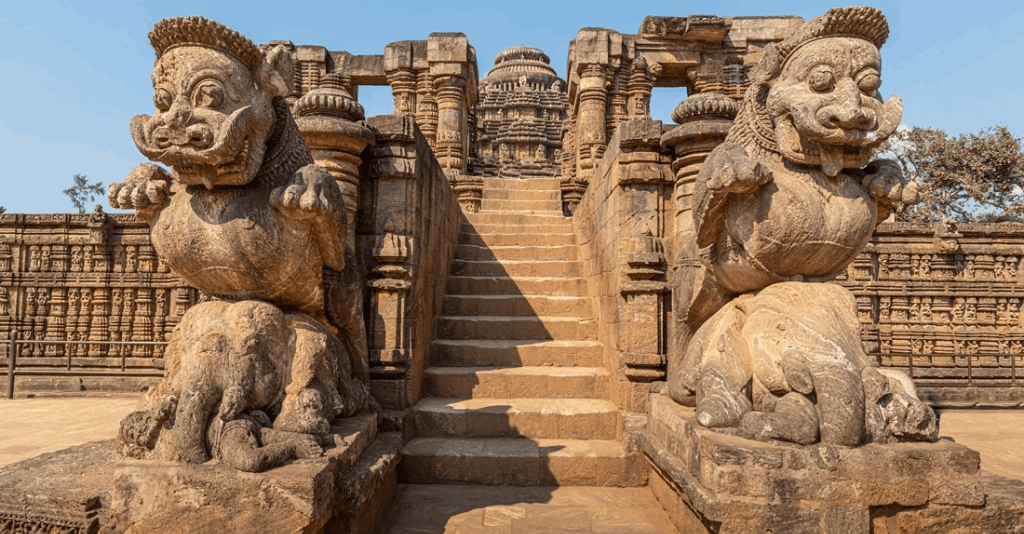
(0, 394, 138, 467)
(937, 408, 1024, 481)
(376, 484, 678, 534)
(3, 398, 1024, 532)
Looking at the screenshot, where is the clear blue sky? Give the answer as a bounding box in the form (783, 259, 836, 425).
(2, 0, 1021, 213)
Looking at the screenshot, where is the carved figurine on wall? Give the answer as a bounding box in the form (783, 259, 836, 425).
(108, 16, 371, 470)
(667, 7, 937, 446)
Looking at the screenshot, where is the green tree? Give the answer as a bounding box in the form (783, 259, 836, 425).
(880, 126, 1024, 223)
(63, 174, 105, 214)
(0, 206, 5, 214)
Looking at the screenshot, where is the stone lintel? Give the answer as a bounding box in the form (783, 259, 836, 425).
(637, 15, 731, 42)
(331, 52, 387, 86)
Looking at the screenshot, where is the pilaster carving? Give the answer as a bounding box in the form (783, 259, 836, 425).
(577, 64, 609, 181)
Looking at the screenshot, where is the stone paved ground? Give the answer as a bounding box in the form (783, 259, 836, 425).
(2, 397, 1024, 533)
(937, 408, 1024, 481)
(375, 484, 679, 534)
(0, 394, 139, 467)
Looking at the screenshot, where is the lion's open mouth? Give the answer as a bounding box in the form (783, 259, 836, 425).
(172, 138, 251, 189)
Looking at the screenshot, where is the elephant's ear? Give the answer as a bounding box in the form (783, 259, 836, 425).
(198, 330, 227, 357)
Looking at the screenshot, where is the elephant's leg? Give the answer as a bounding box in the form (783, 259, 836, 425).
(811, 365, 865, 446)
(739, 392, 819, 444)
(216, 420, 322, 473)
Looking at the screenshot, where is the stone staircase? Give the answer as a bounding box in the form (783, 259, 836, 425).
(400, 177, 645, 486)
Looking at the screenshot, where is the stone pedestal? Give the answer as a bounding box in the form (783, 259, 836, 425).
(0, 413, 402, 534)
(642, 392, 1024, 534)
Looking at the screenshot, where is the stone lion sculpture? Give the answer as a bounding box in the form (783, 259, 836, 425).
(109, 17, 371, 469)
(667, 7, 938, 446)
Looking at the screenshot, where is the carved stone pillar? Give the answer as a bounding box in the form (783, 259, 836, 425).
(77, 289, 91, 358)
(133, 288, 153, 358)
(434, 74, 467, 174)
(660, 92, 737, 240)
(627, 58, 655, 120)
(661, 92, 741, 363)
(577, 64, 608, 181)
(367, 232, 411, 379)
(415, 71, 437, 149)
(615, 120, 674, 397)
(364, 115, 419, 396)
(387, 68, 417, 117)
(607, 64, 628, 135)
(88, 288, 109, 357)
(294, 45, 328, 100)
(294, 73, 376, 233)
(44, 288, 65, 357)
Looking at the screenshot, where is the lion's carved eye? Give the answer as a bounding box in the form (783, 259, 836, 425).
(808, 67, 836, 93)
(856, 70, 882, 94)
(153, 88, 173, 112)
(192, 81, 225, 109)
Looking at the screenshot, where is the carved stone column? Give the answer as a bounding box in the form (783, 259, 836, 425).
(577, 64, 609, 181)
(88, 288, 109, 357)
(387, 68, 418, 116)
(367, 232, 411, 379)
(614, 120, 674, 407)
(294, 73, 376, 232)
(660, 92, 737, 240)
(364, 115, 419, 403)
(415, 71, 437, 149)
(627, 58, 656, 120)
(433, 74, 467, 174)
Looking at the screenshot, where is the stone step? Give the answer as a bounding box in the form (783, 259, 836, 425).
(451, 259, 580, 278)
(465, 212, 570, 226)
(481, 188, 560, 201)
(458, 232, 576, 247)
(399, 437, 646, 486)
(412, 398, 618, 439)
(443, 294, 592, 317)
(482, 177, 562, 191)
(436, 316, 597, 341)
(424, 366, 611, 399)
(462, 222, 574, 235)
(446, 276, 587, 296)
(455, 244, 577, 261)
(480, 198, 563, 212)
(430, 340, 604, 368)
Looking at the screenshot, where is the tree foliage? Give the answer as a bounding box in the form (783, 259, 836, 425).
(0, 206, 5, 214)
(879, 126, 1024, 223)
(63, 174, 105, 214)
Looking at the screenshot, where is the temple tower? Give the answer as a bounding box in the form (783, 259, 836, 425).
(470, 46, 569, 180)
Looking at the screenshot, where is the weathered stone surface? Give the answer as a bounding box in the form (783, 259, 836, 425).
(0, 415, 400, 533)
(665, 7, 937, 448)
(644, 391, 1023, 534)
